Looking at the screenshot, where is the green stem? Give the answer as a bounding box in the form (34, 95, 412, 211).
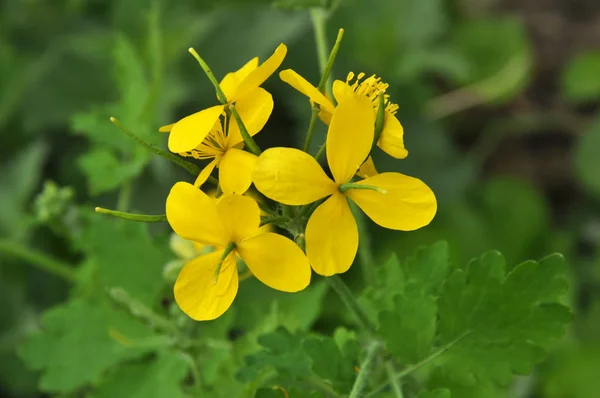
(110, 117, 214, 183)
(315, 142, 326, 161)
(214, 242, 236, 283)
(188, 47, 228, 104)
(349, 340, 383, 398)
(116, 180, 132, 212)
(95, 207, 167, 223)
(325, 275, 376, 333)
(306, 375, 341, 398)
(384, 361, 404, 398)
(373, 92, 385, 146)
(351, 204, 378, 288)
(259, 215, 292, 227)
(317, 27, 344, 94)
(303, 106, 321, 153)
(180, 352, 203, 398)
(0, 239, 76, 283)
(310, 8, 330, 94)
(109, 287, 179, 334)
(365, 335, 466, 397)
(229, 104, 261, 155)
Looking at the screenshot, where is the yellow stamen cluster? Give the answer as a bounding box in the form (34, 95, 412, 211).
(183, 122, 228, 160)
(346, 72, 399, 114)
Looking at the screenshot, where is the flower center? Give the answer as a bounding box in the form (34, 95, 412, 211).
(346, 72, 399, 115)
(181, 121, 228, 160)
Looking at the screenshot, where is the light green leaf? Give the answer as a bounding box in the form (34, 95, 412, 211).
(18, 298, 157, 393)
(77, 147, 146, 195)
(562, 51, 600, 102)
(91, 351, 188, 398)
(78, 217, 170, 307)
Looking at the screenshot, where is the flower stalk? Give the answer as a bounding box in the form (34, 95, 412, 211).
(95, 207, 167, 223)
(110, 117, 217, 185)
(188, 47, 228, 104)
(229, 104, 262, 155)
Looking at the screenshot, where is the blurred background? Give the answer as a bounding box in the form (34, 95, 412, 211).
(1, 0, 599, 397)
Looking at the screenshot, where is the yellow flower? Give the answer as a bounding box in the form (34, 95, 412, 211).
(253, 91, 436, 276)
(185, 116, 260, 194)
(160, 44, 287, 154)
(166, 182, 310, 321)
(279, 69, 408, 159)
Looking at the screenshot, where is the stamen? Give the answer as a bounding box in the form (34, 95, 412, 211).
(350, 71, 399, 115)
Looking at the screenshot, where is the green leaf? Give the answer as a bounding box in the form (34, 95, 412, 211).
(79, 217, 170, 307)
(77, 147, 146, 195)
(304, 336, 357, 392)
(91, 351, 189, 398)
(236, 326, 311, 383)
(574, 116, 600, 198)
(0, 141, 48, 238)
(418, 389, 451, 398)
(436, 252, 571, 385)
(562, 51, 600, 102)
(18, 297, 157, 393)
(379, 288, 437, 364)
(480, 177, 550, 264)
(379, 243, 448, 363)
(452, 18, 531, 101)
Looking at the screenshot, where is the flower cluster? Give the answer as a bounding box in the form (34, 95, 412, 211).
(162, 43, 437, 320)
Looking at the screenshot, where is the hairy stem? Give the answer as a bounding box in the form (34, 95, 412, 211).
(349, 340, 383, 398)
(325, 275, 376, 333)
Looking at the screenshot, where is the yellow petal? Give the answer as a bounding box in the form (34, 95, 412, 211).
(306, 193, 358, 276)
(231, 44, 287, 101)
(194, 158, 218, 187)
(218, 148, 258, 195)
(332, 80, 356, 104)
(174, 250, 238, 321)
(227, 88, 273, 147)
(347, 172, 437, 230)
(237, 232, 311, 292)
(166, 182, 228, 246)
(279, 69, 335, 113)
(253, 147, 337, 205)
(159, 123, 175, 133)
(318, 108, 333, 125)
(216, 194, 260, 243)
(220, 57, 259, 101)
(357, 156, 378, 178)
(168, 105, 225, 153)
(378, 111, 408, 159)
(326, 90, 374, 183)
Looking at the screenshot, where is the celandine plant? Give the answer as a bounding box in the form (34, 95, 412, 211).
(90, 23, 572, 398)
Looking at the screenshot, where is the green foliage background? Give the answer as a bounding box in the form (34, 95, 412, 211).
(0, 0, 599, 396)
